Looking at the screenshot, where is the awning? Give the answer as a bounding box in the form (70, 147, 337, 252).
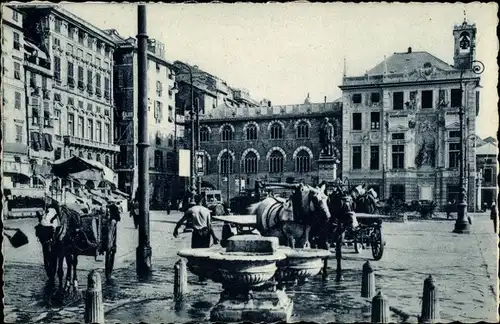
(3, 143, 28, 155)
(24, 40, 48, 60)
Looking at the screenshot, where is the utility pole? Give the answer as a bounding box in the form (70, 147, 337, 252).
(136, 4, 152, 280)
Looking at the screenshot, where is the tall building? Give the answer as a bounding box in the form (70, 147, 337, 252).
(340, 20, 481, 209)
(475, 139, 497, 209)
(18, 5, 120, 191)
(2, 6, 30, 191)
(110, 30, 179, 207)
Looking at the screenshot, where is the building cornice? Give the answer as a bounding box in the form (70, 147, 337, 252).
(339, 76, 481, 90)
(16, 5, 116, 46)
(199, 111, 341, 124)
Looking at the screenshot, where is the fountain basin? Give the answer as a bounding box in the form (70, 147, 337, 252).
(277, 248, 332, 282)
(178, 247, 224, 282)
(210, 252, 286, 289)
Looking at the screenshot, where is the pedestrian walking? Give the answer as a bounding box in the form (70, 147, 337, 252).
(166, 200, 171, 215)
(490, 201, 497, 233)
(129, 190, 139, 229)
(173, 194, 220, 249)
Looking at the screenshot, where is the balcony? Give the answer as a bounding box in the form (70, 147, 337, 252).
(63, 135, 120, 152)
(77, 80, 85, 90)
(87, 84, 94, 94)
(68, 78, 75, 89)
(24, 53, 51, 73)
(104, 91, 110, 101)
(96, 88, 102, 98)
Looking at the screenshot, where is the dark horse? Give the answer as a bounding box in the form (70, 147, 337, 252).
(36, 198, 119, 295)
(309, 182, 360, 281)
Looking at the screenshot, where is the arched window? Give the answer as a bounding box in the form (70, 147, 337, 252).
(246, 124, 257, 140)
(87, 152, 92, 160)
(295, 150, 310, 173)
(105, 155, 110, 168)
(243, 151, 258, 173)
(270, 122, 283, 139)
(220, 152, 233, 174)
(200, 126, 210, 142)
(296, 121, 309, 139)
(269, 150, 284, 173)
(221, 125, 233, 141)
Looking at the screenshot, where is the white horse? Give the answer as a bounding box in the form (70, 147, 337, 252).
(248, 183, 331, 248)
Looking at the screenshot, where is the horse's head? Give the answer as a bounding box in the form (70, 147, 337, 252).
(291, 183, 331, 224)
(35, 200, 61, 245)
(328, 190, 359, 229)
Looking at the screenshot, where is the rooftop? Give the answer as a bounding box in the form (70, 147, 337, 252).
(366, 50, 455, 75)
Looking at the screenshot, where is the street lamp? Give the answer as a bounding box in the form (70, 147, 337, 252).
(454, 60, 484, 234)
(174, 61, 200, 205)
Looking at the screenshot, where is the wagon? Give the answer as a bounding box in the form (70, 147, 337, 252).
(343, 213, 387, 261)
(49, 155, 124, 279)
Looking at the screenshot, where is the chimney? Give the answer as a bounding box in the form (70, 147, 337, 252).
(407, 47, 412, 53)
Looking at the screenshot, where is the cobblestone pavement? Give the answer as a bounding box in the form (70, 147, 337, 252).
(3, 210, 498, 323)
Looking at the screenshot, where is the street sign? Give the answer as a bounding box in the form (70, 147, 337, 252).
(178, 149, 190, 177)
(196, 151, 204, 176)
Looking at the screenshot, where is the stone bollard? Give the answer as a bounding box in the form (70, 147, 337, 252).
(85, 270, 104, 324)
(174, 259, 188, 301)
(371, 291, 390, 323)
(420, 275, 440, 323)
(361, 261, 376, 298)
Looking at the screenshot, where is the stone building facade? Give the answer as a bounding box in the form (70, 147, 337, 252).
(110, 31, 180, 207)
(2, 6, 31, 190)
(475, 139, 498, 209)
(340, 20, 481, 209)
(17, 6, 120, 191)
(197, 99, 342, 201)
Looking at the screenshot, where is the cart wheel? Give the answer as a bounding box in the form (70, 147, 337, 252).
(371, 226, 384, 261)
(105, 221, 117, 279)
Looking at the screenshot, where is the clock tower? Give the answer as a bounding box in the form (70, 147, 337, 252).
(453, 18, 477, 70)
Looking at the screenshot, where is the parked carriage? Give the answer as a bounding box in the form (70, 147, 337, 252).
(218, 181, 388, 261)
(343, 214, 386, 260)
(45, 156, 124, 279)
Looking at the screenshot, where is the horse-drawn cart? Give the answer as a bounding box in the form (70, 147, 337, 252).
(45, 156, 123, 280)
(343, 213, 387, 260)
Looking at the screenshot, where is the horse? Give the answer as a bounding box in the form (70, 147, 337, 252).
(247, 182, 332, 248)
(354, 186, 379, 214)
(304, 182, 360, 281)
(36, 198, 104, 296)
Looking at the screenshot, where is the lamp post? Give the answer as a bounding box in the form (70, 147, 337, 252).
(453, 60, 484, 234)
(175, 62, 198, 205)
(136, 5, 152, 280)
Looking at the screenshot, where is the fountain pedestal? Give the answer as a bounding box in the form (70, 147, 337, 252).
(210, 284, 293, 322)
(178, 235, 331, 323)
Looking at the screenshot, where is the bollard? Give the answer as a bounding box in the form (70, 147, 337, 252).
(174, 259, 188, 301)
(361, 261, 376, 298)
(420, 275, 440, 323)
(371, 291, 390, 323)
(85, 270, 104, 324)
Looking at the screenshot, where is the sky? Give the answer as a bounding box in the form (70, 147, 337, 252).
(57, 2, 498, 138)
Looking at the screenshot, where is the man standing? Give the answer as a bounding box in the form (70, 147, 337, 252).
(173, 195, 220, 248)
(491, 201, 497, 233)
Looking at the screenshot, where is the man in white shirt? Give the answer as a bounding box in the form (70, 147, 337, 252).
(173, 195, 219, 248)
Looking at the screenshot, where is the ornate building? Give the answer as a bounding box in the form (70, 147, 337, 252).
(197, 96, 342, 201)
(18, 5, 120, 190)
(2, 6, 31, 190)
(340, 20, 481, 209)
(109, 31, 180, 207)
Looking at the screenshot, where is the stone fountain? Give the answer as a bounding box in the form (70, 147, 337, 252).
(178, 235, 331, 322)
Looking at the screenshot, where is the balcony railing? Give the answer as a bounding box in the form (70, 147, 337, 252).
(64, 135, 120, 152)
